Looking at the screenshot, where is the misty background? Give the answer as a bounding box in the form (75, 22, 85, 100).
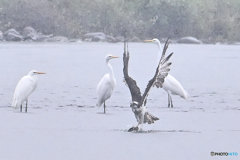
(0, 0, 240, 43)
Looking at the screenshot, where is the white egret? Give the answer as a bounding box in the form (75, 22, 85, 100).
(145, 38, 190, 108)
(12, 70, 46, 112)
(96, 54, 119, 113)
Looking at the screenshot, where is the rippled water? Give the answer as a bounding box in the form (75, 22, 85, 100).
(0, 42, 239, 110)
(0, 42, 239, 160)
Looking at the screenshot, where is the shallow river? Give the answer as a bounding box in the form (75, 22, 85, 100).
(0, 42, 239, 110)
(0, 42, 239, 160)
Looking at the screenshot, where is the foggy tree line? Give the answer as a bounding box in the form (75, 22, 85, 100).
(0, 0, 239, 42)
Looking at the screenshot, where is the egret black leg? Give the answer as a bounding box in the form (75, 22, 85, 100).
(104, 101, 106, 114)
(20, 105, 22, 112)
(25, 100, 28, 113)
(168, 93, 170, 108)
(169, 94, 173, 108)
(167, 93, 173, 108)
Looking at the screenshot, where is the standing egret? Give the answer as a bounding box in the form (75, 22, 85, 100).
(144, 38, 190, 108)
(12, 70, 46, 112)
(96, 54, 119, 113)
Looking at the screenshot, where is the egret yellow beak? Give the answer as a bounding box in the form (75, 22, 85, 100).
(36, 72, 46, 74)
(144, 39, 154, 43)
(111, 56, 119, 58)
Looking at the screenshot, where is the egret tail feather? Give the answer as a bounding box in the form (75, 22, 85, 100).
(182, 90, 190, 100)
(12, 98, 21, 109)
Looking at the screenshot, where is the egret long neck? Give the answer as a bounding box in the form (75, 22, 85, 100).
(106, 60, 114, 78)
(156, 40, 162, 67)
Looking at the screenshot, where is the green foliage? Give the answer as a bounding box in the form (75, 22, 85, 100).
(0, 0, 240, 41)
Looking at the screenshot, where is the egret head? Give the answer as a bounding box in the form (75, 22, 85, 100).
(105, 54, 119, 62)
(144, 38, 160, 44)
(28, 70, 46, 76)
